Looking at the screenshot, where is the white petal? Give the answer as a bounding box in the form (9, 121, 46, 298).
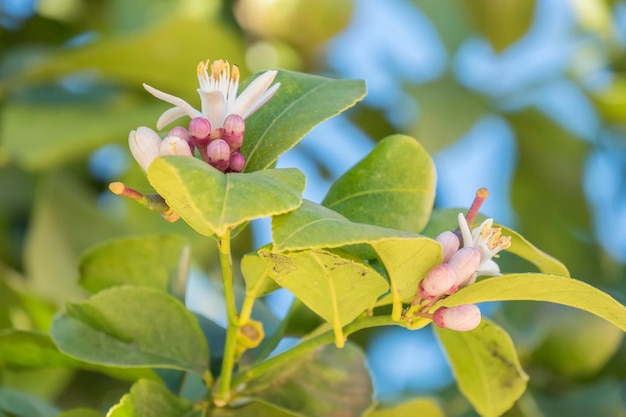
(143, 83, 199, 119)
(129, 127, 161, 172)
(476, 259, 501, 277)
(241, 82, 281, 119)
(458, 212, 474, 248)
(158, 136, 193, 157)
(156, 107, 199, 130)
(229, 69, 278, 117)
(198, 89, 226, 127)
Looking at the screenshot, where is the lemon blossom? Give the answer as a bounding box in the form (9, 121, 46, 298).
(143, 59, 280, 131)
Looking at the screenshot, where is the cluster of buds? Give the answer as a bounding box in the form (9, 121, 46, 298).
(407, 188, 512, 332)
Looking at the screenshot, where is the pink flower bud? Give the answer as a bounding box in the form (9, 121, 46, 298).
(433, 304, 481, 331)
(448, 247, 481, 287)
(207, 139, 230, 172)
(128, 126, 161, 172)
(189, 117, 211, 146)
(159, 135, 193, 157)
(222, 114, 245, 151)
(168, 126, 190, 143)
(418, 264, 457, 299)
(228, 152, 246, 173)
(435, 231, 460, 262)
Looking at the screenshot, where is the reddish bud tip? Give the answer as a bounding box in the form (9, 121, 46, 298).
(419, 264, 457, 299)
(435, 231, 460, 263)
(229, 152, 246, 172)
(433, 304, 481, 331)
(207, 139, 230, 172)
(222, 114, 245, 151)
(189, 117, 212, 146)
(168, 126, 190, 143)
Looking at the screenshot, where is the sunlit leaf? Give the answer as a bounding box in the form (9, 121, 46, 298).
(238, 343, 374, 417)
(58, 409, 105, 417)
(241, 252, 280, 298)
(0, 329, 79, 368)
(212, 400, 300, 417)
(148, 156, 305, 237)
(107, 379, 195, 417)
(50, 286, 209, 374)
(367, 398, 444, 417)
(323, 134, 436, 233)
(79, 234, 190, 297)
(259, 248, 388, 346)
(242, 71, 366, 172)
(436, 318, 528, 417)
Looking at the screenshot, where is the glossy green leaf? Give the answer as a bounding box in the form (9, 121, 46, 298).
(422, 208, 570, 276)
(238, 343, 374, 417)
(323, 134, 436, 233)
(242, 71, 366, 172)
(272, 199, 416, 252)
(259, 248, 388, 346)
(436, 318, 528, 417)
(440, 274, 626, 331)
(241, 252, 280, 298)
(58, 409, 105, 417)
(367, 398, 444, 417)
(79, 234, 190, 296)
(107, 379, 194, 417)
(50, 286, 209, 374)
(0, 329, 79, 368)
(148, 156, 305, 237)
(371, 237, 442, 319)
(0, 388, 58, 417)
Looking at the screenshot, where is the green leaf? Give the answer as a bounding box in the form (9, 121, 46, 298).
(212, 401, 300, 417)
(371, 237, 442, 320)
(439, 274, 626, 331)
(272, 199, 416, 252)
(436, 318, 528, 417)
(422, 208, 570, 276)
(107, 379, 194, 417)
(0, 329, 79, 368)
(241, 252, 280, 298)
(50, 286, 209, 374)
(147, 156, 305, 237)
(79, 234, 190, 296)
(58, 409, 105, 417)
(238, 343, 374, 417)
(259, 248, 388, 347)
(367, 398, 444, 417)
(322, 135, 436, 233)
(242, 71, 366, 172)
(0, 388, 58, 417)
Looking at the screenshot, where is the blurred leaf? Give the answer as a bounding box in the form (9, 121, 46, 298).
(58, 409, 105, 417)
(3, 17, 245, 96)
(238, 343, 374, 417)
(107, 379, 194, 417)
(367, 398, 445, 417)
(148, 156, 305, 237)
(323, 134, 436, 233)
(508, 110, 598, 281)
(1, 98, 162, 171)
(50, 286, 209, 374)
(440, 274, 626, 331)
(79, 234, 190, 296)
(412, 0, 474, 53)
(436, 318, 528, 417)
(0, 388, 58, 417)
(591, 76, 626, 124)
(408, 76, 489, 152)
(532, 305, 623, 378)
(259, 248, 388, 345)
(0, 329, 79, 368)
(242, 71, 366, 172)
(212, 400, 300, 416)
(272, 200, 416, 252)
(463, 0, 536, 51)
(241, 252, 279, 298)
(533, 380, 626, 417)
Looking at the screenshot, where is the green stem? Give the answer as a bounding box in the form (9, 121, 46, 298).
(214, 229, 238, 406)
(232, 315, 399, 387)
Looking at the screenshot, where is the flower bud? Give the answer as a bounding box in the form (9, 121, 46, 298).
(448, 247, 481, 287)
(229, 152, 246, 173)
(207, 139, 230, 171)
(189, 117, 211, 146)
(419, 264, 457, 299)
(168, 126, 190, 143)
(433, 304, 481, 332)
(435, 231, 460, 262)
(159, 135, 193, 157)
(128, 126, 161, 172)
(222, 114, 245, 151)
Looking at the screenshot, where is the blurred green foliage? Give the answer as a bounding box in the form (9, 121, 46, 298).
(1, 0, 625, 415)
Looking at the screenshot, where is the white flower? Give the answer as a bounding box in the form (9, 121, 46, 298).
(128, 126, 193, 172)
(457, 213, 512, 278)
(143, 59, 280, 130)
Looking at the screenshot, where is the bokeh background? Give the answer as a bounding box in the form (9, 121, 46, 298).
(1, 0, 626, 415)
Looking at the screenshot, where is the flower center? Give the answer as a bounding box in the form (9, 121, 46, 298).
(197, 59, 240, 96)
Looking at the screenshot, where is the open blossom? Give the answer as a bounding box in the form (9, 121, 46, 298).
(143, 59, 280, 130)
(458, 213, 512, 279)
